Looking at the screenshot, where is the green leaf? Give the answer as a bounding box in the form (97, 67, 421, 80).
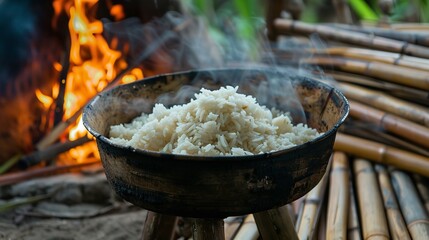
(348, 0, 379, 21)
(0, 154, 21, 175)
(0, 195, 50, 213)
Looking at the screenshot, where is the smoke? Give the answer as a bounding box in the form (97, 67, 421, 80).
(0, 0, 60, 98)
(101, 2, 322, 124)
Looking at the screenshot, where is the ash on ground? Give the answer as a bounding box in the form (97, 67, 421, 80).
(0, 171, 148, 240)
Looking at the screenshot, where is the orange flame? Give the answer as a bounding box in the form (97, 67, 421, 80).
(37, 0, 143, 164)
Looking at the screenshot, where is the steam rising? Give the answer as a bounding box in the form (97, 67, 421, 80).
(102, 6, 314, 123)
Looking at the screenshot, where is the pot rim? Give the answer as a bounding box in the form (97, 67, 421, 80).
(83, 67, 349, 162)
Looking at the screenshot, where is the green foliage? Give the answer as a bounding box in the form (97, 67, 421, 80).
(348, 0, 379, 21)
(0, 195, 50, 213)
(182, 0, 264, 61)
(390, 0, 429, 22)
(300, 0, 429, 23)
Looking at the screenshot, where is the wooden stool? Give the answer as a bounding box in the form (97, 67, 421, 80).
(142, 207, 298, 240)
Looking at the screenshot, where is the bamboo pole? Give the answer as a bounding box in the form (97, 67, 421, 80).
(326, 152, 349, 240)
(296, 169, 329, 239)
(233, 215, 258, 240)
(317, 200, 327, 240)
(254, 205, 299, 240)
(286, 204, 295, 224)
(273, 46, 429, 70)
(390, 170, 429, 239)
(292, 195, 305, 226)
(224, 217, 243, 240)
(334, 133, 429, 177)
(274, 19, 429, 59)
(370, 131, 429, 157)
(326, 24, 429, 47)
(390, 23, 429, 31)
(305, 56, 429, 91)
(375, 165, 411, 240)
(349, 100, 429, 149)
(317, 47, 429, 71)
(347, 173, 362, 240)
(342, 121, 429, 157)
(338, 82, 429, 127)
(413, 175, 429, 214)
(323, 71, 429, 106)
(354, 159, 390, 240)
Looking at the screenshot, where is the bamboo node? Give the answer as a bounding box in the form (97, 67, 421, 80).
(378, 146, 387, 163)
(379, 112, 389, 129)
(365, 232, 390, 239)
(331, 167, 348, 173)
(407, 219, 429, 229)
(354, 167, 374, 176)
(347, 226, 360, 232)
(364, 61, 372, 75)
(291, 20, 296, 31)
(400, 41, 410, 55)
(393, 56, 402, 65)
(303, 198, 321, 205)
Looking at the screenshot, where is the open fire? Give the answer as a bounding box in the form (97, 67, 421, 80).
(35, 0, 144, 164)
(0, 0, 262, 169)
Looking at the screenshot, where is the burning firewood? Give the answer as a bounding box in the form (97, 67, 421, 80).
(20, 136, 92, 169)
(0, 159, 100, 186)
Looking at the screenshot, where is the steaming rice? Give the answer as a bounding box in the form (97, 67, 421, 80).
(109, 86, 320, 156)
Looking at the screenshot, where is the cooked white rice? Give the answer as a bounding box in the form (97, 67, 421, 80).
(109, 86, 320, 156)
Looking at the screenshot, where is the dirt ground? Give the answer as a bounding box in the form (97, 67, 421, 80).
(0, 172, 149, 240)
(0, 209, 147, 240)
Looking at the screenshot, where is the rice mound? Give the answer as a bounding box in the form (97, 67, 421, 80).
(109, 86, 321, 156)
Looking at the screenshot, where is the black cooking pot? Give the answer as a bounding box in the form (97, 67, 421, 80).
(83, 68, 348, 218)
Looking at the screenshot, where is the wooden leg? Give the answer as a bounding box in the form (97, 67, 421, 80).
(193, 218, 225, 240)
(141, 211, 177, 240)
(254, 205, 299, 240)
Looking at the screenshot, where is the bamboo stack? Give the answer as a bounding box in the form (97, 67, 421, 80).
(347, 176, 362, 240)
(296, 169, 329, 240)
(354, 159, 390, 239)
(219, 19, 429, 240)
(128, 13, 429, 240)
(260, 17, 429, 240)
(375, 165, 411, 240)
(390, 171, 429, 239)
(326, 152, 349, 239)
